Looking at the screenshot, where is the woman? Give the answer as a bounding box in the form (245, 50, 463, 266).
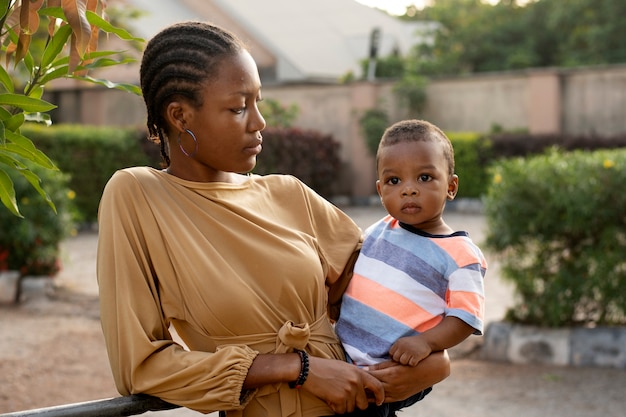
(97, 21, 449, 416)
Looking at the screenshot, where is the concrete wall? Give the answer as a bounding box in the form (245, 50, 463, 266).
(562, 65, 626, 135)
(45, 64, 626, 200)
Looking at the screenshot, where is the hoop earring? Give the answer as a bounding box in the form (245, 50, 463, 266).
(177, 129, 198, 158)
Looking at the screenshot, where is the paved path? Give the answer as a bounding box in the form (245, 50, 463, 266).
(49, 205, 624, 417)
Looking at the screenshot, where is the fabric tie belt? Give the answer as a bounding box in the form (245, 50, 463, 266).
(208, 315, 340, 417)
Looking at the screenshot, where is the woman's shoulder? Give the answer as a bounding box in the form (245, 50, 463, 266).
(109, 166, 161, 183)
(103, 167, 162, 195)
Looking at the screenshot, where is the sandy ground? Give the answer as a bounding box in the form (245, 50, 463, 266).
(1, 207, 625, 416)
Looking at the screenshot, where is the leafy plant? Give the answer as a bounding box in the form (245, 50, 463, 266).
(484, 147, 626, 327)
(0, 0, 143, 217)
(448, 132, 492, 199)
(258, 98, 299, 128)
(0, 161, 73, 276)
(392, 74, 428, 116)
(359, 108, 388, 157)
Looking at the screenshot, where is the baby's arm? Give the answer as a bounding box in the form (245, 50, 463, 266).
(389, 317, 475, 366)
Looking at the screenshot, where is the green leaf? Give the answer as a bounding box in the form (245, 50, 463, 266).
(85, 11, 145, 42)
(0, 152, 27, 169)
(0, 120, 4, 144)
(0, 93, 57, 113)
(41, 24, 73, 69)
(39, 65, 69, 85)
(0, 168, 22, 217)
(5, 130, 58, 170)
(71, 75, 142, 96)
(0, 64, 14, 93)
(84, 50, 129, 59)
(17, 167, 57, 214)
(28, 85, 44, 100)
(4, 113, 25, 132)
(76, 56, 136, 71)
(0, 0, 10, 20)
(38, 7, 66, 20)
(23, 51, 35, 75)
(0, 107, 12, 121)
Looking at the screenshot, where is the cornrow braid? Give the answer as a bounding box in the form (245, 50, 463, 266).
(139, 21, 246, 166)
(377, 119, 456, 176)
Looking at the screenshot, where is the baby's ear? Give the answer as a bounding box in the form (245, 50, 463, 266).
(447, 174, 459, 200)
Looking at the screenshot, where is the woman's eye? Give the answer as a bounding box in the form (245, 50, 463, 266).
(232, 107, 246, 114)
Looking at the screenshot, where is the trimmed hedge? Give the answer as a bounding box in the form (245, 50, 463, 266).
(450, 132, 626, 200)
(253, 127, 342, 199)
(22, 124, 343, 221)
(22, 124, 157, 224)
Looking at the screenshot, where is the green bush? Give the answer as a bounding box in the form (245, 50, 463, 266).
(484, 147, 626, 327)
(22, 124, 156, 224)
(254, 127, 341, 198)
(0, 164, 74, 276)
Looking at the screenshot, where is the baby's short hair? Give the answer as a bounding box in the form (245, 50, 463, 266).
(377, 119, 455, 176)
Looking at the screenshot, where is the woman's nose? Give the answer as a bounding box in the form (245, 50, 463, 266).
(252, 105, 267, 132)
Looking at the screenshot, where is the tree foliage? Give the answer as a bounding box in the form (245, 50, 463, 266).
(405, 0, 626, 76)
(0, 0, 142, 217)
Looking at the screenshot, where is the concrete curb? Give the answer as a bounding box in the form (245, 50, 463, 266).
(482, 321, 626, 369)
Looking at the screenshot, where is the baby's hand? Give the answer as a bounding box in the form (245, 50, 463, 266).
(389, 336, 431, 366)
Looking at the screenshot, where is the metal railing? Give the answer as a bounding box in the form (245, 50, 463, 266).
(0, 395, 179, 417)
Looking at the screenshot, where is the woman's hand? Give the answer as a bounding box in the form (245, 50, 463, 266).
(303, 356, 385, 414)
(366, 350, 450, 403)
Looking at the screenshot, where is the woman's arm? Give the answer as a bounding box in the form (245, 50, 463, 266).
(366, 350, 450, 403)
(245, 353, 385, 414)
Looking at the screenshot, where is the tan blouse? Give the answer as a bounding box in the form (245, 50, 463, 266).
(97, 167, 362, 416)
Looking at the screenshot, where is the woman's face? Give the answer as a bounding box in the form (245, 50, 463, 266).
(168, 50, 266, 182)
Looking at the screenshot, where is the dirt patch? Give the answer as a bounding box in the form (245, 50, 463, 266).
(0, 289, 118, 413)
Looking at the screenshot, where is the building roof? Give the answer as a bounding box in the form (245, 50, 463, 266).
(119, 0, 428, 84)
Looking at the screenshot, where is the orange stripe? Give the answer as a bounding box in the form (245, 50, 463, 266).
(346, 275, 441, 332)
(434, 237, 487, 269)
(447, 289, 485, 317)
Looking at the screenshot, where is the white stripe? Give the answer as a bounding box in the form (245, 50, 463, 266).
(354, 254, 445, 314)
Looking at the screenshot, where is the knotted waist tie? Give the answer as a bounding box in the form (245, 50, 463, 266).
(208, 315, 340, 417)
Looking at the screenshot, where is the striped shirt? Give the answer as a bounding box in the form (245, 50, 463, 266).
(335, 215, 487, 366)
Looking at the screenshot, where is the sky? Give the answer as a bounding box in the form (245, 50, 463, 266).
(355, 0, 502, 15)
(354, 0, 428, 15)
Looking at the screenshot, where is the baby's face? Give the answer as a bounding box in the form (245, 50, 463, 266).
(376, 140, 456, 232)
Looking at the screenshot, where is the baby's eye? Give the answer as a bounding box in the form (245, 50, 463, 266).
(386, 177, 400, 185)
(419, 174, 432, 182)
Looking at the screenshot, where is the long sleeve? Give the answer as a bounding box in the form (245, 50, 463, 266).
(97, 170, 258, 413)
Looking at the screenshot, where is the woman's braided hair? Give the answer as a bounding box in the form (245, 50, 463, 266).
(140, 21, 245, 166)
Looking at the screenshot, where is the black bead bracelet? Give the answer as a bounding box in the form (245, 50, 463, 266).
(289, 349, 309, 389)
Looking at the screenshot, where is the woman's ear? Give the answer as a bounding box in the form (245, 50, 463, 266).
(447, 174, 459, 201)
(165, 101, 187, 132)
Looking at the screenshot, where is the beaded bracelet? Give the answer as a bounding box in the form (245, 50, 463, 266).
(288, 349, 309, 389)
